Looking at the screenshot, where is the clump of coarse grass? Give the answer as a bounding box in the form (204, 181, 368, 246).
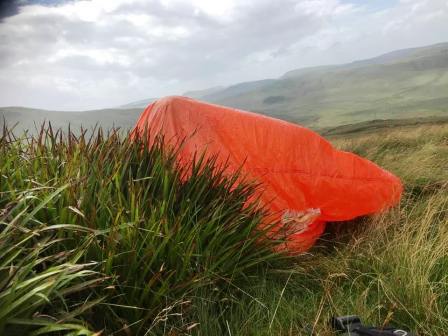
(0, 185, 105, 336)
(2, 122, 447, 335)
(0, 124, 284, 335)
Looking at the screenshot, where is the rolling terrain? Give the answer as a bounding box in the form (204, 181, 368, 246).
(2, 42, 448, 133)
(195, 42, 448, 127)
(125, 42, 448, 127)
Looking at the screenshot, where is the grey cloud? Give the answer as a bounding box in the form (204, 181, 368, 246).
(0, 0, 78, 21)
(114, 0, 323, 80)
(0, 1, 20, 21)
(0, 0, 447, 110)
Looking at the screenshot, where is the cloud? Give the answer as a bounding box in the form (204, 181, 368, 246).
(0, 1, 20, 21)
(0, 0, 447, 110)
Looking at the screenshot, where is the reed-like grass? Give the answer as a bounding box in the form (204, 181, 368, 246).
(196, 125, 448, 336)
(0, 186, 104, 336)
(195, 189, 447, 336)
(0, 125, 283, 335)
(1, 123, 447, 335)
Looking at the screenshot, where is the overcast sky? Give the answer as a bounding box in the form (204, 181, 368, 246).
(0, 0, 447, 110)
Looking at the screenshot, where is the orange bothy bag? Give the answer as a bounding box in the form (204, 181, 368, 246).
(132, 96, 402, 253)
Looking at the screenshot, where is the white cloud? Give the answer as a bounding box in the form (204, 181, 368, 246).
(162, 0, 237, 18)
(0, 0, 447, 110)
(294, 0, 356, 17)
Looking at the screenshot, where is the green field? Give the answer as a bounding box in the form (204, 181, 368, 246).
(1, 122, 447, 335)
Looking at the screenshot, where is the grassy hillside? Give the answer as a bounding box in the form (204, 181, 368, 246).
(1, 122, 447, 335)
(2, 43, 447, 132)
(199, 42, 448, 127)
(319, 115, 448, 137)
(119, 42, 448, 128)
(183, 86, 225, 99)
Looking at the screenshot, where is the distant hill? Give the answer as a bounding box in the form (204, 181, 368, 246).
(1, 106, 142, 135)
(119, 98, 157, 109)
(2, 42, 448, 132)
(125, 42, 448, 128)
(198, 42, 448, 127)
(319, 115, 448, 138)
(183, 86, 225, 99)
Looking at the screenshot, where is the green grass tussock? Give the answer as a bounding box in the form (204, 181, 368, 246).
(0, 125, 282, 335)
(0, 187, 103, 336)
(0, 123, 447, 335)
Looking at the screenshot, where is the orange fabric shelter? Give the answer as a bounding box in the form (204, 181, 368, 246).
(132, 96, 402, 252)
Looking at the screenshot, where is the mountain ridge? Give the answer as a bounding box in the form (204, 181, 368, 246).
(2, 41, 448, 132)
(187, 42, 448, 127)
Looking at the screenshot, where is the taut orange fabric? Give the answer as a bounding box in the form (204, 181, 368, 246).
(132, 96, 402, 253)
